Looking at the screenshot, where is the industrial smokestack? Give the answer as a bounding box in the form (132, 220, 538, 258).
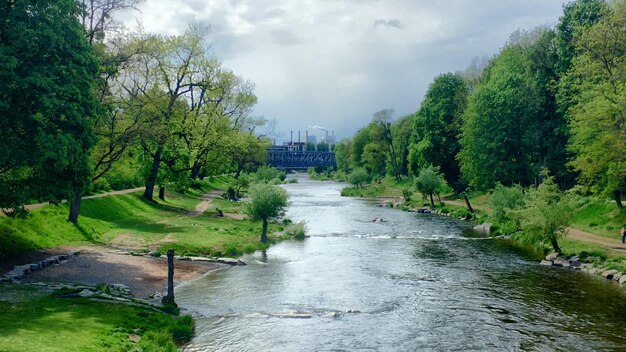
(305, 130, 309, 144)
(290, 130, 293, 144)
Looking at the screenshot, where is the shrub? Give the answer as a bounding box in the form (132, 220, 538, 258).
(490, 183, 524, 224)
(139, 331, 177, 352)
(254, 165, 280, 182)
(348, 168, 369, 188)
(170, 315, 195, 343)
(285, 221, 308, 239)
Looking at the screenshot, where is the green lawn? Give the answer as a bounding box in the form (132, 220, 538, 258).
(0, 284, 189, 352)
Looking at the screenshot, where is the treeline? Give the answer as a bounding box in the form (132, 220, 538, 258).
(336, 0, 625, 210)
(0, 0, 270, 222)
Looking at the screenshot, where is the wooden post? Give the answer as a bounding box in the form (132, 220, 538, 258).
(162, 248, 177, 306)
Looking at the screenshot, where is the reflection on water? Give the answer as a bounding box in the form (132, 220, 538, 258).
(178, 175, 626, 351)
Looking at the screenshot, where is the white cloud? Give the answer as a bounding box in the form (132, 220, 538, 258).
(121, 0, 569, 140)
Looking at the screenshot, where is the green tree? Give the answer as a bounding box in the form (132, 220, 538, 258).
(0, 0, 100, 218)
(243, 183, 288, 243)
(509, 175, 574, 253)
(409, 72, 468, 186)
(348, 168, 370, 188)
(392, 114, 414, 177)
(565, 1, 626, 208)
(458, 42, 540, 190)
(372, 109, 402, 180)
(415, 165, 444, 207)
(489, 183, 525, 225)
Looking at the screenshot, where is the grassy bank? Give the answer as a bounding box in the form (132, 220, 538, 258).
(0, 283, 193, 352)
(334, 175, 626, 264)
(0, 175, 297, 351)
(0, 175, 286, 260)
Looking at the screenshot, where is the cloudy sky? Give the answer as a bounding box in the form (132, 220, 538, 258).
(121, 0, 569, 142)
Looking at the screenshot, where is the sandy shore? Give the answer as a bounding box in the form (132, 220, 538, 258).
(11, 245, 226, 298)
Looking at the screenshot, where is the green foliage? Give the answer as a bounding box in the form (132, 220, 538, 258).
(564, 1, 626, 205)
(508, 175, 575, 252)
(458, 42, 540, 190)
(415, 165, 445, 206)
(254, 165, 281, 183)
(489, 183, 525, 225)
(348, 168, 370, 188)
(170, 315, 195, 343)
(0, 0, 100, 209)
(409, 72, 468, 186)
(243, 183, 288, 223)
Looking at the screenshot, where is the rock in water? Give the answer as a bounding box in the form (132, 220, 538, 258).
(540, 260, 553, 266)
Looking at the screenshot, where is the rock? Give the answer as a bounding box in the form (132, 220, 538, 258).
(580, 263, 593, 269)
(589, 268, 599, 275)
(254, 260, 267, 265)
(128, 334, 141, 343)
(372, 218, 384, 223)
(346, 309, 361, 314)
(216, 257, 247, 265)
(602, 269, 619, 280)
(613, 272, 623, 281)
(30, 263, 42, 271)
(189, 256, 212, 262)
(540, 260, 553, 266)
(148, 251, 161, 257)
(569, 260, 581, 268)
(110, 283, 130, 291)
(553, 257, 570, 267)
(619, 275, 626, 285)
(545, 252, 559, 261)
(78, 289, 96, 297)
(472, 223, 492, 236)
(570, 256, 580, 262)
(174, 256, 191, 261)
(323, 312, 340, 318)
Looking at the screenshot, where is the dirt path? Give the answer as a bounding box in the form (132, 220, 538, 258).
(1, 187, 145, 215)
(19, 245, 226, 298)
(192, 190, 224, 216)
(443, 199, 626, 252)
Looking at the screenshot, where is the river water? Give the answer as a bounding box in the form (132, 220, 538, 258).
(178, 176, 626, 351)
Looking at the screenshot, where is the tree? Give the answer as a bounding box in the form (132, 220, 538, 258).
(509, 174, 574, 253)
(409, 72, 468, 186)
(0, 0, 100, 216)
(565, 1, 626, 208)
(458, 42, 541, 190)
(415, 165, 444, 207)
(348, 168, 370, 188)
(392, 115, 413, 177)
(243, 183, 288, 243)
(372, 109, 402, 180)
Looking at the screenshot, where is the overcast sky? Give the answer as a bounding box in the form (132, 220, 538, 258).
(121, 0, 570, 142)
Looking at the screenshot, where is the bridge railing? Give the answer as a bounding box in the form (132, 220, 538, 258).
(267, 150, 336, 169)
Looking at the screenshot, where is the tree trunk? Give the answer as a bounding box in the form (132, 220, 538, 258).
(550, 237, 561, 253)
(429, 193, 435, 207)
(143, 148, 162, 201)
(463, 194, 475, 213)
(158, 187, 165, 200)
(190, 160, 201, 180)
(437, 193, 442, 206)
(68, 187, 82, 224)
(261, 219, 268, 243)
(614, 190, 623, 209)
(235, 164, 244, 179)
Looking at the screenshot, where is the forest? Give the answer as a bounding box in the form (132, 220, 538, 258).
(332, 0, 626, 252)
(0, 0, 270, 223)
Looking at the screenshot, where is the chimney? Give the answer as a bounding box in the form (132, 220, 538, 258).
(290, 130, 293, 145)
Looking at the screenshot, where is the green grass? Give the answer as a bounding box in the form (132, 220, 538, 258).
(0, 283, 192, 352)
(571, 197, 626, 239)
(0, 175, 282, 259)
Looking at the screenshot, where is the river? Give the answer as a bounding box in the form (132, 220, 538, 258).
(178, 176, 626, 351)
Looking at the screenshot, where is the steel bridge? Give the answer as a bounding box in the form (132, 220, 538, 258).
(267, 148, 336, 169)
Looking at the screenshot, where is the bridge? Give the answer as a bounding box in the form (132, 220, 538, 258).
(267, 147, 336, 170)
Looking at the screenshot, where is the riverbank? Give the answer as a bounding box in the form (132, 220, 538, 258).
(331, 174, 626, 285)
(0, 176, 293, 351)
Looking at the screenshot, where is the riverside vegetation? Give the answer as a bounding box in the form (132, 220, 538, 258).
(316, 0, 626, 278)
(0, 172, 302, 351)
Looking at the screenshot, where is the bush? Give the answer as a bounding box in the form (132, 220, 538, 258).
(490, 183, 524, 224)
(139, 331, 177, 352)
(226, 187, 237, 200)
(285, 221, 307, 239)
(254, 165, 280, 182)
(348, 168, 369, 188)
(170, 315, 195, 343)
